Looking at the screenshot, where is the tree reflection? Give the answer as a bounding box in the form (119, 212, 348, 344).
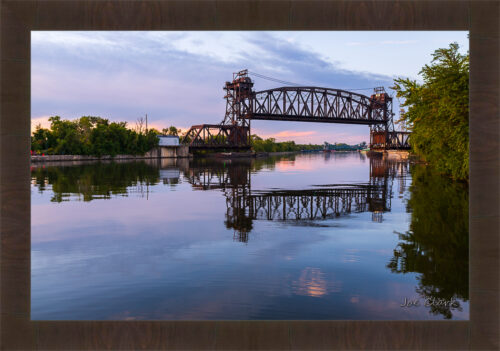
(31, 161, 160, 202)
(387, 165, 469, 319)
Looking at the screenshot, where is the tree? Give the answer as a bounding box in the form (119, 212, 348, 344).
(148, 128, 162, 135)
(32, 123, 56, 153)
(48, 116, 85, 155)
(164, 126, 180, 136)
(135, 117, 145, 134)
(392, 43, 469, 180)
(31, 116, 159, 156)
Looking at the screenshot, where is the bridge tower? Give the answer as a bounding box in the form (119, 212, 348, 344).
(369, 87, 393, 149)
(222, 69, 253, 146)
(181, 70, 253, 149)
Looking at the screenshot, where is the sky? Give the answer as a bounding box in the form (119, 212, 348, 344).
(31, 31, 468, 144)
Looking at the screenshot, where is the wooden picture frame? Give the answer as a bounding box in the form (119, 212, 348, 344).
(1, 1, 498, 349)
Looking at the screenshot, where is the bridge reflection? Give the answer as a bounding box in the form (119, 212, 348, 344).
(184, 154, 409, 242)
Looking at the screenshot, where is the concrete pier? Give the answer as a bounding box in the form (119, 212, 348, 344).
(384, 150, 410, 160)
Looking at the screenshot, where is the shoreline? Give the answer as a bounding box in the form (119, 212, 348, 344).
(30, 149, 415, 164)
(206, 150, 322, 159)
(31, 154, 189, 163)
(31, 145, 190, 163)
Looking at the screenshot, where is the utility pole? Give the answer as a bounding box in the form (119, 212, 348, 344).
(145, 113, 148, 133)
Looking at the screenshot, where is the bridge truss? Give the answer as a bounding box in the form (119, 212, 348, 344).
(182, 124, 250, 150)
(247, 87, 389, 125)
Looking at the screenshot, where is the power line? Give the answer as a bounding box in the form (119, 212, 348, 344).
(248, 71, 302, 87)
(248, 71, 379, 92)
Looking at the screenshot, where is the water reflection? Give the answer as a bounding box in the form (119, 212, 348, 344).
(292, 267, 329, 297)
(30, 153, 468, 320)
(32, 155, 406, 238)
(387, 165, 469, 319)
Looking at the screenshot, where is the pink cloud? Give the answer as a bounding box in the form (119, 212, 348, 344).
(257, 130, 318, 142)
(273, 130, 316, 138)
(254, 127, 368, 145)
(31, 116, 52, 133)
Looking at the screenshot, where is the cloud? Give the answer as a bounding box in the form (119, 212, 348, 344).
(380, 40, 418, 45)
(272, 130, 317, 139)
(347, 40, 418, 46)
(31, 116, 52, 132)
(347, 41, 365, 46)
(31, 31, 396, 143)
(254, 127, 368, 145)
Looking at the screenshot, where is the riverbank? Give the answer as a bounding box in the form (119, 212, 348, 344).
(30, 156, 190, 170)
(31, 146, 190, 163)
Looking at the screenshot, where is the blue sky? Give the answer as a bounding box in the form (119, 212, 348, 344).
(31, 31, 468, 144)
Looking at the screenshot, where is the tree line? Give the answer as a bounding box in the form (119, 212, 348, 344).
(31, 116, 160, 157)
(250, 135, 323, 152)
(392, 42, 469, 181)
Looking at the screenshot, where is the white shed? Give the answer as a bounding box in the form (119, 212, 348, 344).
(158, 135, 179, 146)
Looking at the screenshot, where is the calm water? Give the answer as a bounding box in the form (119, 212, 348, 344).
(31, 152, 469, 320)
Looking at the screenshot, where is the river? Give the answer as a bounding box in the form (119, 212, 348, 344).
(31, 152, 469, 320)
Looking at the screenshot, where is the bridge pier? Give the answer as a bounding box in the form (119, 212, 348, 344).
(146, 145, 190, 158)
(369, 130, 411, 151)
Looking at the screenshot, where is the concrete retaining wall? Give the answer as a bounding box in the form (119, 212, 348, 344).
(31, 145, 190, 163)
(385, 150, 411, 160)
(159, 145, 189, 158)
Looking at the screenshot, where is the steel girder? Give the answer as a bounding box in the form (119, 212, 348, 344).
(181, 124, 250, 149)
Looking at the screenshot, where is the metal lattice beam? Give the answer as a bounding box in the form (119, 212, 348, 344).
(239, 87, 389, 125)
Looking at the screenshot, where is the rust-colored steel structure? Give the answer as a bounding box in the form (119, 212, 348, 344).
(370, 131, 411, 150)
(182, 124, 250, 149)
(247, 87, 389, 124)
(182, 69, 410, 150)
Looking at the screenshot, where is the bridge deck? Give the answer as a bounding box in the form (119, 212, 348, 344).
(250, 114, 388, 125)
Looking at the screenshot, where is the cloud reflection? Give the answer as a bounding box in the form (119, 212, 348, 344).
(292, 267, 342, 298)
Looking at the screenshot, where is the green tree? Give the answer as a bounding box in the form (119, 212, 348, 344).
(32, 124, 56, 153)
(392, 43, 469, 180)
(49, 116, 85, 155)
(250, 134, 322, 153)
(148, 128, 162, 135)
(31, 116, 159, 157)
(164, 126, 180, 136)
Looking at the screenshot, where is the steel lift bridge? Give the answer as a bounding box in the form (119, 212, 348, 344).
(182, 70, 410, 150)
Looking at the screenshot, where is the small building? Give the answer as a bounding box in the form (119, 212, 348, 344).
(158, 135, 179, 146)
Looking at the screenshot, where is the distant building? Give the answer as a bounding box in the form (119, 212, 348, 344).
(158, 135, 179, 146)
